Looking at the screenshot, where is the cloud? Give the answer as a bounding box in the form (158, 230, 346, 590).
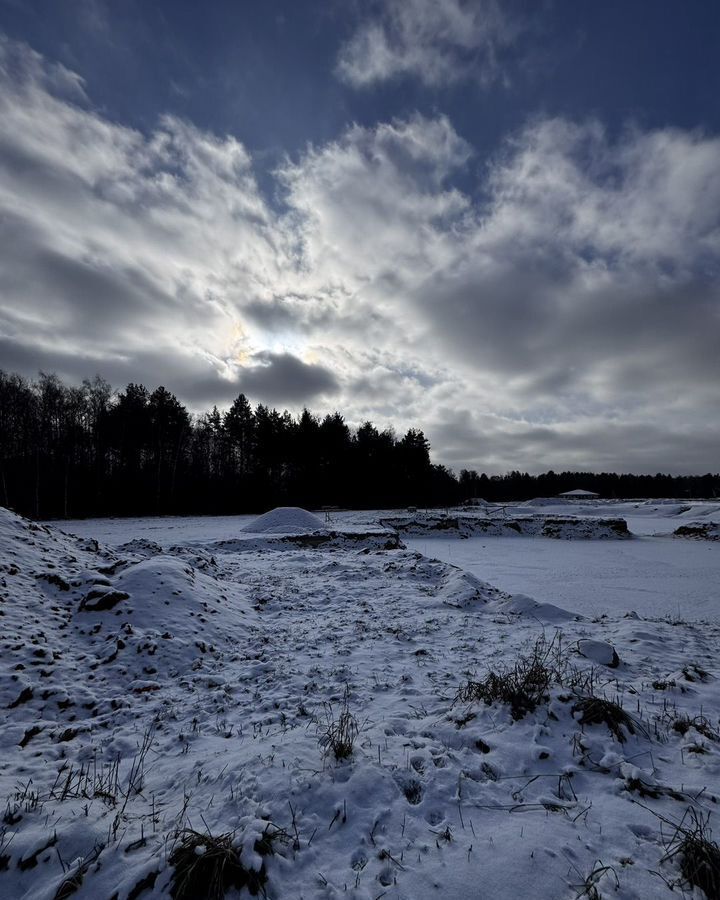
(276, 114, 470, 285)
(412, 119, 720, 409)
(0, 34, 327, 408)
(238, 352, 339, 405)
(275, 114, 720, 471)
(0, 31, 88, 101)
(431, 408, 720, 477)
(1, 34, 720, 473)
(336, 0, 523, 88)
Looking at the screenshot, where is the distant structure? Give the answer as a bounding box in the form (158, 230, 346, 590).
(558, 489, 600, 499)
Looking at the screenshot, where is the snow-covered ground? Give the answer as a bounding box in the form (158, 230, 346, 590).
(404, 537, 720, 621)
(398, 501, 720, 621)
(2, 503, 719, 899)
(51, 498, 720, 543)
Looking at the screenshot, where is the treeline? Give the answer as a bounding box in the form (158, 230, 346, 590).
(0, 371, 717, 519)
(0, 371, 455, 518)
(458, 470, 719, 504)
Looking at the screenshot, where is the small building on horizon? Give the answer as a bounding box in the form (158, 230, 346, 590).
(558, 489, 600, 500)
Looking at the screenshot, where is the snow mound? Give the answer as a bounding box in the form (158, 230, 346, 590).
(438, 567, 503, 608)
(499, 593, 582, 622)
(240, 506, 325, 535)
(0, 506, 256, 711)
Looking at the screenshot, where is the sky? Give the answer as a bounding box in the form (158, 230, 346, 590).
(0, 0, 719, 475)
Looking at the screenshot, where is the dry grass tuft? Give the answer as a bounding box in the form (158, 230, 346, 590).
(318, 686, 360, 760)
(662, 808, 720, 899)
(170, 827, 277, 899)
(572, 696, 640, 743)
(456, 634, 563, 719)
(672, 713, 720, 742)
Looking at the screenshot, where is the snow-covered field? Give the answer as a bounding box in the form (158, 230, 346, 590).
(401, 501, 720, 621)
(404, 537, 720, 621)
(2, 502, 720, 899)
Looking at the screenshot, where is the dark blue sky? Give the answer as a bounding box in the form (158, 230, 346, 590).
(3, 1, 718, 172)
(1, 0, 720, 473)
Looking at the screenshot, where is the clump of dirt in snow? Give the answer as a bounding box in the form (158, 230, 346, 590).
(240, 506, 325, 535)
(380, 513, 631, 540)
(539, 516, 631, 539)
(674, 521, 720, 541)
(117, 538, 164, 556)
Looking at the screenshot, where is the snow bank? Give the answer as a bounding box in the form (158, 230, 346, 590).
(208, 527, 403, 553)
(365, 551, 506, 611)
(538, 516, 631, 539)
(381, 512, 631, 539)
(524, 496, 578, 507)
(380, 513, 479, 535)
(687, 504, 720, 518)
(673, 520, 720, 540)
(240, 506, 325, 534)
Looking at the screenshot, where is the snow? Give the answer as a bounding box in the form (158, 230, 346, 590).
(500, 592, 583, 623)
(403, 534, 720, 620)
(240, 506, 325, 535)
(525, 496, 577, 507)
(577, 639, 620, 667)
(2, 502, 719, 899)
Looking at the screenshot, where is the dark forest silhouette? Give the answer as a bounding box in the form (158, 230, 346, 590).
(0, 370, 717, 519)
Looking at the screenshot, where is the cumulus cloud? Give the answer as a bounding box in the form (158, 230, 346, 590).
(1, 34, 720, 473)
(336, 0, 523, 88)
(413, 119, 720, 403)
(277, 114, 470, 287)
